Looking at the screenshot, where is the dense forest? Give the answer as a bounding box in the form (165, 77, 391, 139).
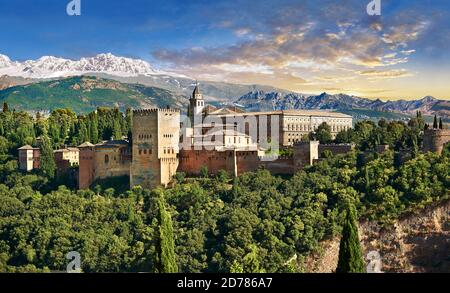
(0, 104, 449, 272)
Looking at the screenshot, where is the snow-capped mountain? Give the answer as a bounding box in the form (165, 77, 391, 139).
(0, 54, 17, 68)
(0, 53, 175, 78)
(0, 52, 292, 100)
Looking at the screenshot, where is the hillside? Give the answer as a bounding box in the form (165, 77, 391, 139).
(0, 76, 187, 113)
(234, 91, 450, 122)
(0, 52, 290, 102)
(0, 75, 34, 90)
(306, 200, 450, 273)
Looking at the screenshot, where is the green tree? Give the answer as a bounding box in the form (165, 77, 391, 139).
(335, 129, 353, 144)
(154, 191, 178, 273)
(243, 245, 264, 273)
(173, 172, 186, 183)
(229, 260, 244, 273)
(39, 135, 56, 179)
(2, 102, 9, 113)
(78, 120, 89, 145)
(90, 114, 99, 144)
(315, 122, 332, 144)
(336, 207, 365, 273)
(439, 118, 443, 130)
(433, 115, 438, 129)
(113, 119, 122, 140)
(200, 166, 208, 178)
(216, 169, 229, 183)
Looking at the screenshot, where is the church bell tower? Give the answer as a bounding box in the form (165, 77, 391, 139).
(188, 82, 205, 126)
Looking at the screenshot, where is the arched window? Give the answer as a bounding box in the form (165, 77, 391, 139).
(105, 155, 109, 164)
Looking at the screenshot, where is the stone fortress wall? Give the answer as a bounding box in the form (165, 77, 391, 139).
(423, 129, 450, 155)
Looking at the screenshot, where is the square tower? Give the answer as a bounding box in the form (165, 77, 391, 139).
(131, 108, 180, 189)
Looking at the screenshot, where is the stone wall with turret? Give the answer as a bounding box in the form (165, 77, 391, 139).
(423, 129, 450, 155)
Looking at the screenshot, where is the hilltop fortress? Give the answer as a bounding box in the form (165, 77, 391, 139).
(20, 84, 360, 190)
(126, 84, 353, 189)
(16, 84, 448, 190)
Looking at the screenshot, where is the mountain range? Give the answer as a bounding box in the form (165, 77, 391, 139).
(0, 53, 287, 100)
(0, 52, 448, 121)
(235, 91, 449, 118)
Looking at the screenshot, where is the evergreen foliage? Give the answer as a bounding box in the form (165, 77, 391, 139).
(39, 135, 56, 179)
(154, 190, 178, 273)
(336, 206, 365, 273)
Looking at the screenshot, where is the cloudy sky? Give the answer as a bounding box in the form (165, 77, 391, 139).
(1, 0, 450, 100)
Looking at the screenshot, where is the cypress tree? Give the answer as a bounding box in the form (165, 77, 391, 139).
(113, 119, 122, 140)
(0, 119, 4, 136)
(79, 121, 89, 145)
(2, 102, 9, 113)
(40, 135, 56, 179)
(336, 206, 365, 273)
(364, 167, 370, 191)
(154, 192, 178, 273)
(433, 115, 438, 129)
(439, 118, 443, 130)
(90, 113, 99, 144)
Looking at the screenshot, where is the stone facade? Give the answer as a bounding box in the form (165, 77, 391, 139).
(423, 129, 450, 155)
(78, 141, 131, 189)
(54, 147, 79, 175)
(18, 145, 40, 171)
(94, 141, 131, 180)
(293, 141, 319, 171)
(78, 142, 95, 189)
(207, 110, 352, 147)
(130, 108, 180, 189)
(318, 144, 355, 157)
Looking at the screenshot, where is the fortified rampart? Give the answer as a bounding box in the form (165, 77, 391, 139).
(423, 129, 450, 155)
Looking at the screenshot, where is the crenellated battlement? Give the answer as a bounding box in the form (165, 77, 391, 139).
(133, 108, 180, 116)
(423, 128, 450, 155)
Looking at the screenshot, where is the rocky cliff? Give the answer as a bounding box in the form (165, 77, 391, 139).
(306, 200, 449, 273)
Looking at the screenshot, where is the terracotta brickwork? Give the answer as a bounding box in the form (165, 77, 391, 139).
(178, 149, 235, 176)
(179, 148, 295, 176)
(78, 143, 95, 189)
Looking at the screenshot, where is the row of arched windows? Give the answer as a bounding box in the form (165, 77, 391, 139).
(138, 134, 152, 140)
(163, 148, 175, 154)
(138, 149, 152, 155)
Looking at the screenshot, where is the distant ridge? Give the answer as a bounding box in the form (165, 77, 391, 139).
(234, 91, 449, 121)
